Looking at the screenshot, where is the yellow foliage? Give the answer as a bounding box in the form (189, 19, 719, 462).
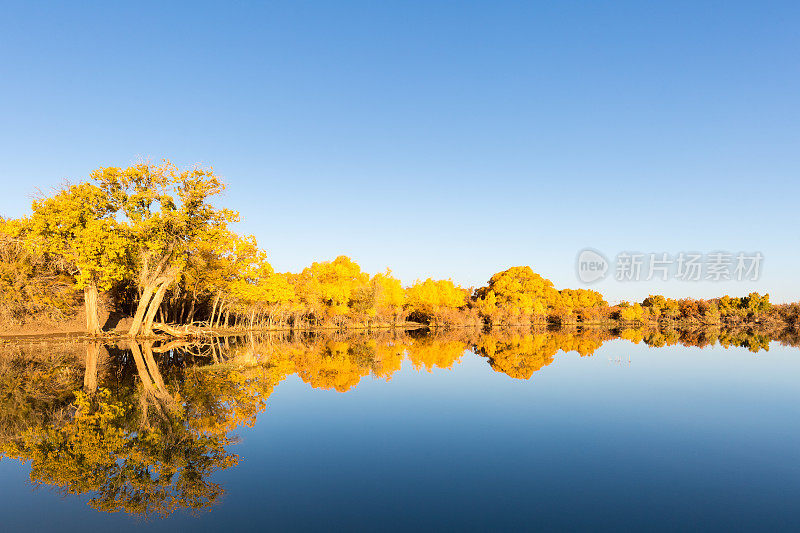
(296, 256, 369, 318)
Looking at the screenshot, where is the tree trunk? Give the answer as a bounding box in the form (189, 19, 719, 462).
(169, 287, 179, 323)
(84, 281, 102, 335)
(187, 292, 197, 324)
(129, 284, 157, 337)
(128, 246, 176, 337)
(209, 293, 218, 327)
(142, 279, 172, 337)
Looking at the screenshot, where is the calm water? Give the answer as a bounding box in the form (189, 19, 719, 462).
(1, 329, 799, 531)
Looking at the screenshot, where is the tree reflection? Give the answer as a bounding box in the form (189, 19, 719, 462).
(1, 341, 238, 518)
(0, 325, 795, 518)
(475, 329, 611, 380)
(616, 326, 777, 352)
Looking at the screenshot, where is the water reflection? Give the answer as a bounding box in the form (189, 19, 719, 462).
(1, 325, 798, 519)
(1, 340, 237, 517)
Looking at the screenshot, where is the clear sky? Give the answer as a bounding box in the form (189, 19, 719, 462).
(1, 1, 798, 302)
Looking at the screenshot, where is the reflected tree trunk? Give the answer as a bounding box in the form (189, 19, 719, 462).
(130, 342, 159, 395)
(141, 341, 168, 392)
(129, 342, 170, 399)
(210, 339, 220, 364)
(83, 342, 100, 392)
(129, 340, 177, 427)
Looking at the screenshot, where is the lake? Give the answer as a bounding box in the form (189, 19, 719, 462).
(1, 328, 799, 531)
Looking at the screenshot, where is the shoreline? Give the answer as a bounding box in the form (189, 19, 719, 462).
(1, 319, 795, 343)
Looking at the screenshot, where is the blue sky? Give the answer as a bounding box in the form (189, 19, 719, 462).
(1, 1, 798, 302)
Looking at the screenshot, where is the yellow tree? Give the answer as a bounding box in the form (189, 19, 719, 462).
(558, 288, 607, 309)
(476, 289, 499, 323)
(619, 303, 645, 322)
(295, 256, 369, 323)
(93, 161, 235, 337)
(28, 183, 129, 334)
(405, 278, 467, 326)
(475, 266, 561, 316)
(743, 292, 771, 316)
(0, 217, 76, 324)
(218, 234, 273, 328)
(259, 272, 296, 327)
(174, 223, 231, 324)
(371, 269, 406, 323)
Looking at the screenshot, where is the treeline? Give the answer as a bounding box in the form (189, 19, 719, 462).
(1, 161, 798, 336)
(611, 292, 800, 328)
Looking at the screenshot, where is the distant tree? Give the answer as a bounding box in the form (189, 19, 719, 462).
(475, 266, 560, 314)
(371, 270, 406, 323)
(405, 278, 467, 326)
(742, 292, 771, 316)
(642, 295, 667, 313)
(679, 299, 700, 320)
(619, 303, 645, 322)
(662, 299, 680, 320)
(295, 256, 369, 323)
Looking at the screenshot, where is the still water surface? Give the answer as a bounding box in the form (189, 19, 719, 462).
(1, 329, 798, 531)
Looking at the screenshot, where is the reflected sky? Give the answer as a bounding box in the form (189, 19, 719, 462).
(1, 331, 799, 531)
